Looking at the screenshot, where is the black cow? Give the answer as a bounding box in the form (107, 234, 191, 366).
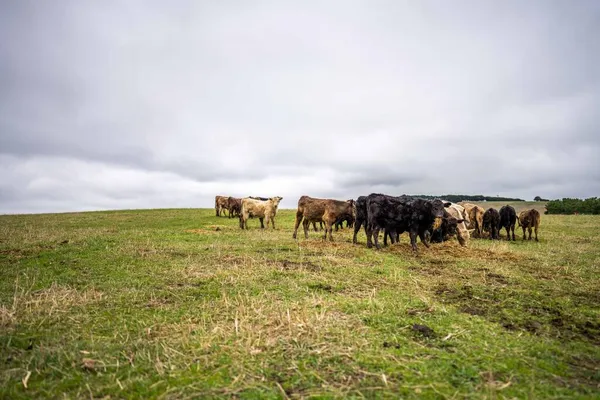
(499, 205, 517, 241)
(353, 195, 406, 246)
(365, 193, 451, 251)
(352, 196, 368, 244)
(430, 210, 464, 243)
(335, 214, 354, 231)
(483, 208, 501, 240)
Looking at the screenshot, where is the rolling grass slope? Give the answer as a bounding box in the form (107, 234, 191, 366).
(1, 206, 598, 398)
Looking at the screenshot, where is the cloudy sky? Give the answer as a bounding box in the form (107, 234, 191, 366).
(1, 1, 599, 213)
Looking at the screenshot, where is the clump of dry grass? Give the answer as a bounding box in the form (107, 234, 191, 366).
(2, 279, 103, 328)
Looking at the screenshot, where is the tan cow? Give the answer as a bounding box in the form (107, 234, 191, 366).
(293, 196, 355, 240)
(215, 195, 229, 217)
(517, 209, 541, 241)
(240, 197, 283, 229)
(459, 202, 485, 238)
(444, 202, 470, 246)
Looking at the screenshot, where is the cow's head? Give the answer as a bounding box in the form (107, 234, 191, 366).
(429, 199, 452, 230)
(270, 196, 283, 207)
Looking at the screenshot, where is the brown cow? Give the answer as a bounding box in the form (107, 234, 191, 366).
(459, 202, 485, 238)
(293, 196, 355, 240)
(322, 199, 355, 241)
(517, 209, 541, 241)
(215, 195, 229, 217)
(293, 196, 327, 239)
(227, 197, 242, 218)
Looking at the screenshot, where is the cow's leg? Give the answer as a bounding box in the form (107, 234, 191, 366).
(312, 222, 318, 232)
(259, 218, 264, 229)
(323, 217, 334, 241)
(511, 224, 516, 241)
(271, 217, 276, 230)
(303, 220, 310, 239)
(528, 227, 532, 240)
(409, 230, 419, 252)
(293, 212, 303, 239)
(366, 224, 373, 248)
(522, 226, 526, 240)
(352, 220, 362, 244)
(383, 229, 389, 247)
(418, 231, 430, 248)
(373, 226, 381, 249)
(534, 225, 538, 242)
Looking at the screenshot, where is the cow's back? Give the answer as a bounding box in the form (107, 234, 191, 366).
(297, 196, 327, 220)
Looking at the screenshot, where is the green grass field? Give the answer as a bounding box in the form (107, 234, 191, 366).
(1, 204, 598, 399)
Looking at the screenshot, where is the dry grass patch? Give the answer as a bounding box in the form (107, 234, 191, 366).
(2, 281, 104, 328)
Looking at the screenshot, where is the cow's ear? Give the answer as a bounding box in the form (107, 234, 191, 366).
(444, 202, 452, 207)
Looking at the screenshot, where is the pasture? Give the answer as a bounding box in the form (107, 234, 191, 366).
(1, 205, 598, 399)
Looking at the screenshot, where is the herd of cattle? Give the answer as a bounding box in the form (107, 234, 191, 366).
(215, 194, 541, 252)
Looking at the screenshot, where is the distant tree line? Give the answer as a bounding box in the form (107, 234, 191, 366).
(412, 194, 525, 203)
(545, 198, 600, 215)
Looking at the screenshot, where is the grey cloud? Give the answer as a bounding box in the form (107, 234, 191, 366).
(1, 1, 600, 213)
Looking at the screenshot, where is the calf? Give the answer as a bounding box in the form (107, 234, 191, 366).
(518, 209, 540, 241)
(499, 205, 517, 241)
(366, 194, 451, 251)
(215, 195, 229, 217)
(482, 208, 501, 240)
(240, 197, 283, 229)
(227, 197, 242, 218)
(458, 202, 485, 238)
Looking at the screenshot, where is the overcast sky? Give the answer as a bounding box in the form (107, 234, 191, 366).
(1, 1, 599, 213)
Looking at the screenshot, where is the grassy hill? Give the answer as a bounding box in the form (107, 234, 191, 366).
(1, 206, 598, 398)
